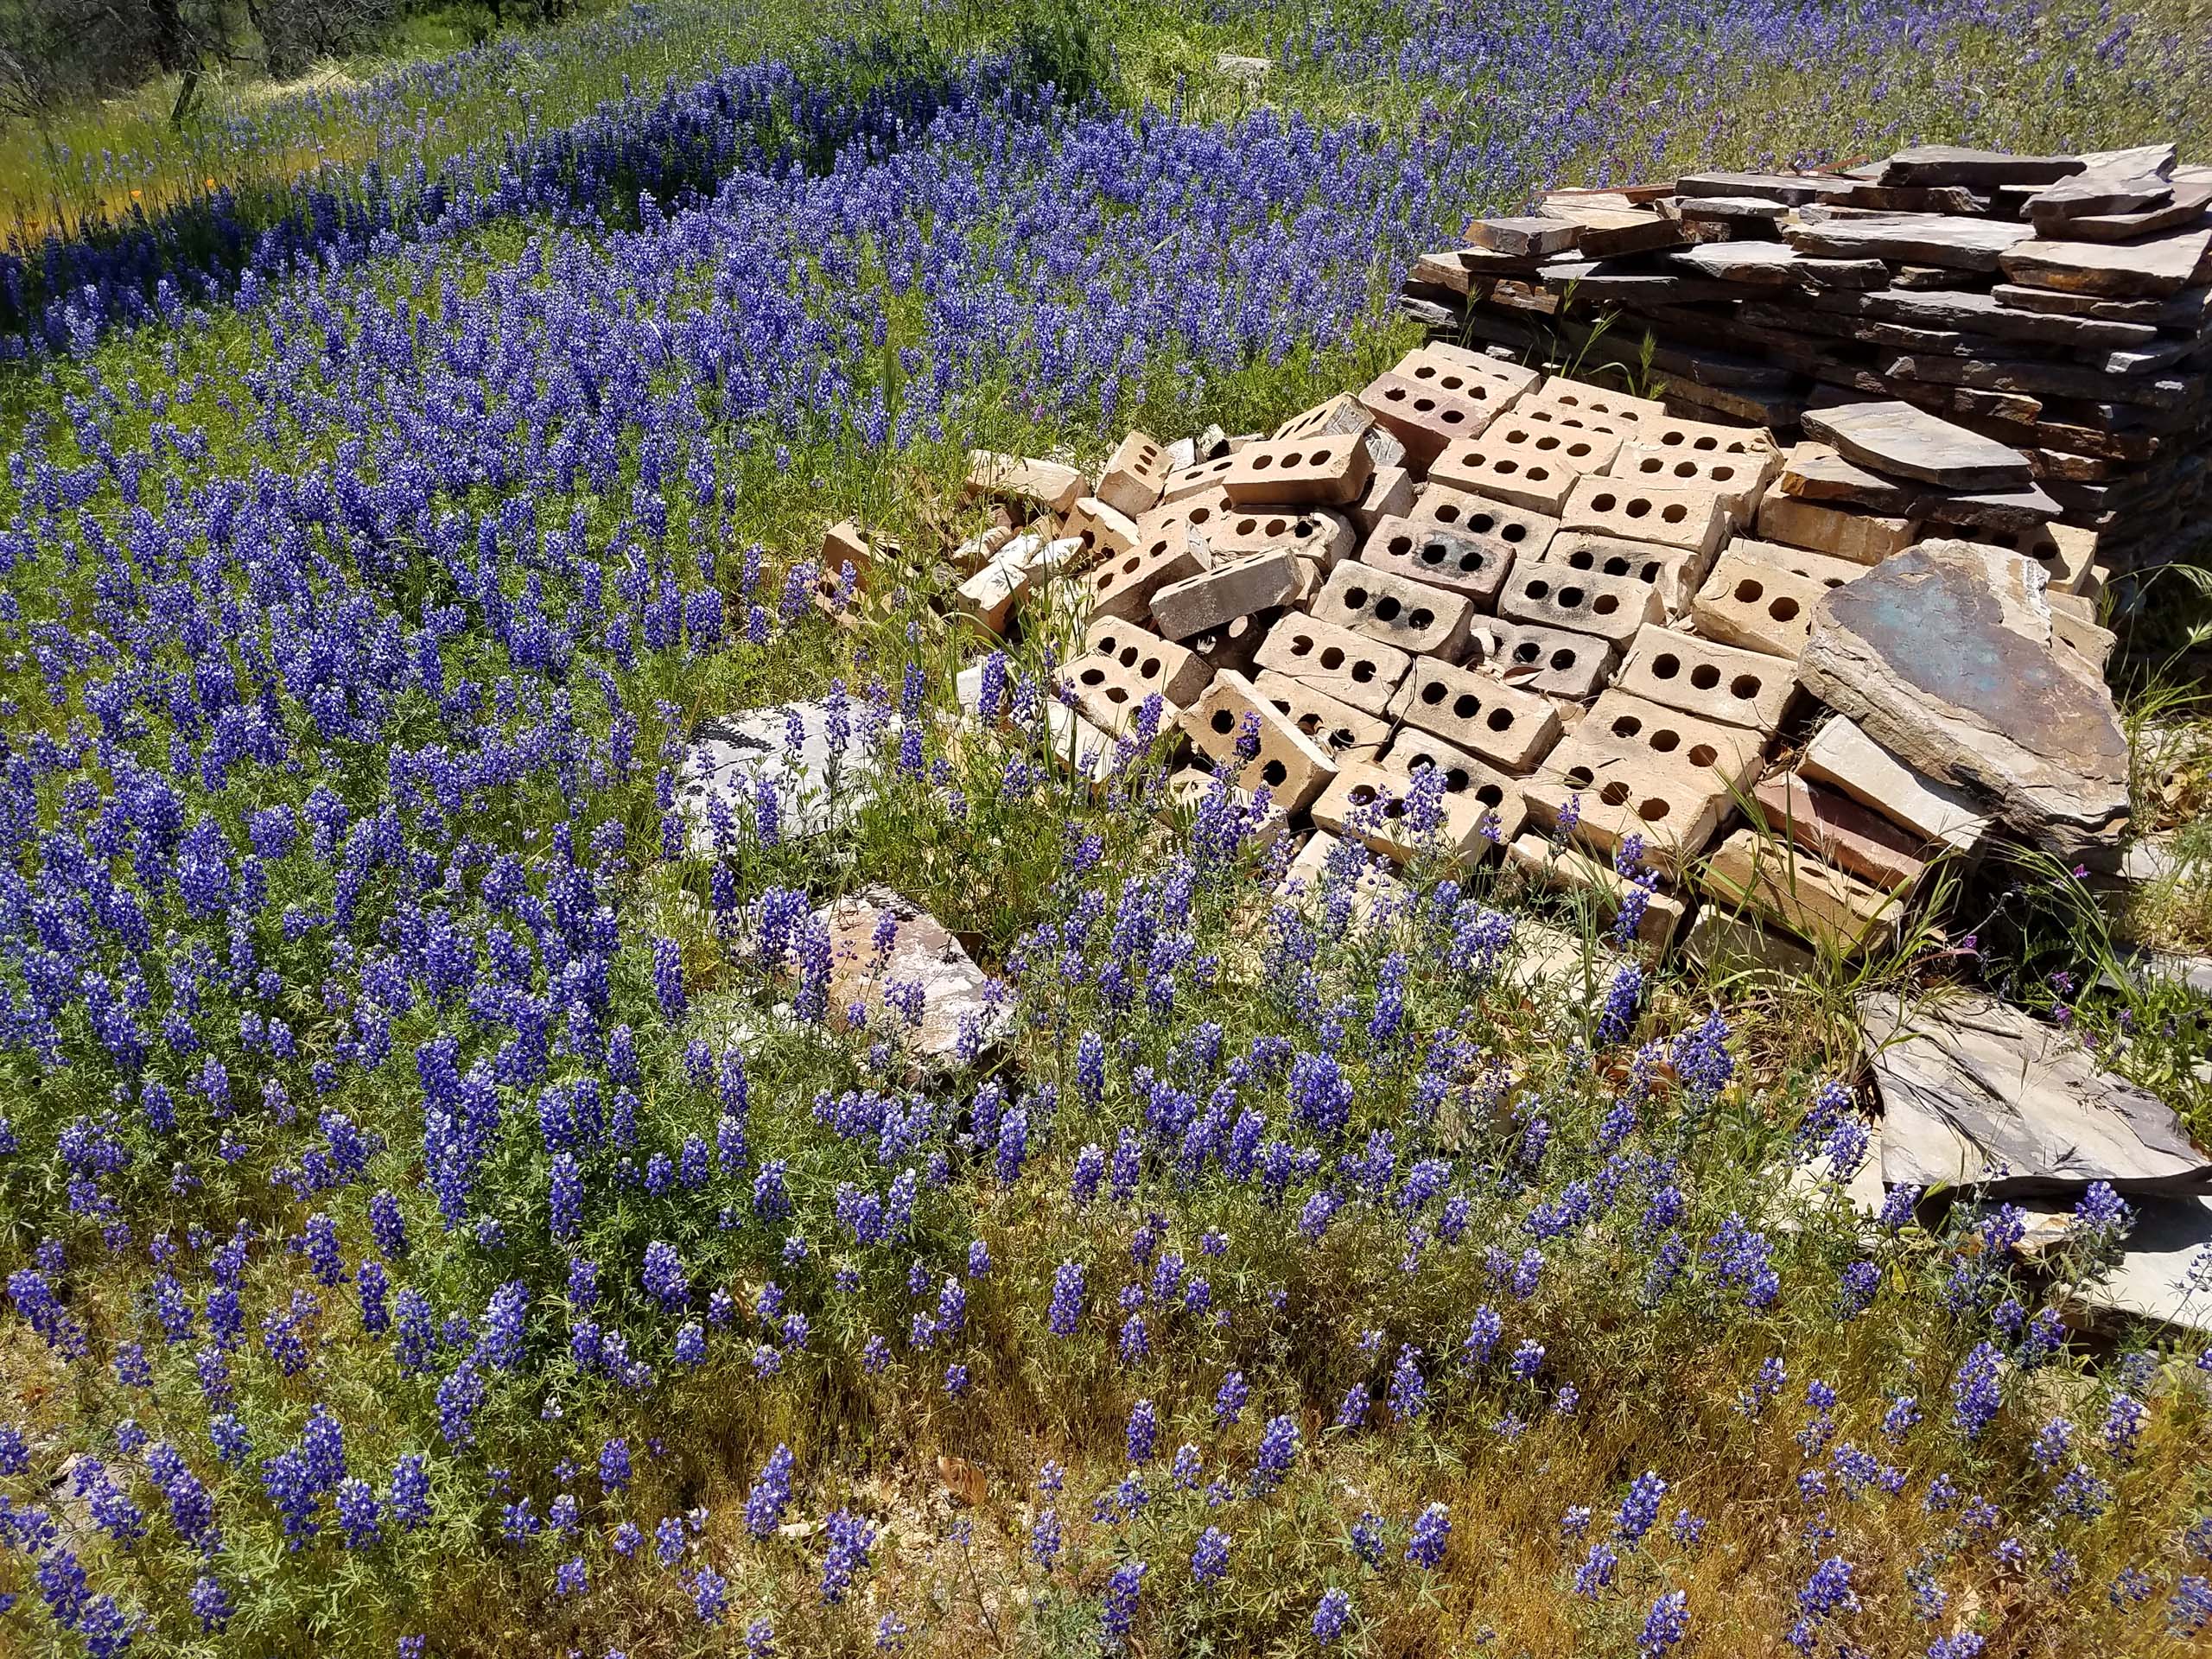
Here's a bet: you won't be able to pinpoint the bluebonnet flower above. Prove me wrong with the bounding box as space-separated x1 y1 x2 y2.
1639 1589 1689 1656
748 1446 794 1537
1099 1560 1144 1649
1191 1526 1230 1586
1047 1262 1085 1338
1406 1503 1450 1568
1313 1586 1352 1643
822 1510 875 1603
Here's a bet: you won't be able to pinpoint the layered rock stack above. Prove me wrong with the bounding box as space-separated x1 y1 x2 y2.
1401 143 2212 570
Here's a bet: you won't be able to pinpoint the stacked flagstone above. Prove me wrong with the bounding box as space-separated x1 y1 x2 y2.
1400 143 2212 570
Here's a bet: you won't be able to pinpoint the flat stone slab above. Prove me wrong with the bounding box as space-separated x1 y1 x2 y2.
2037 1195 2212 1334
1998 226 2212 298
678 700 887 849
1801 400 2032 489
817 887 1005 1064
1796 540 2130 859
1862 991 2212 1196
1786 213 2037 271
1880 145 2084 188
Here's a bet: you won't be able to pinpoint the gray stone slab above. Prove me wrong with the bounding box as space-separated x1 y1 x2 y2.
1675 169 1859 205
1819 285 2158 348
1785 213 2037 271
1801 400 2033 489
1796 542 2130 858
1862 990 2212 1196
1999 226 2212 298
1990 281 2211 327
2041 1195 2212 1334
1879 145 2085 188
2026 182 2212 245
678 699 887 849
2025 173 2172 220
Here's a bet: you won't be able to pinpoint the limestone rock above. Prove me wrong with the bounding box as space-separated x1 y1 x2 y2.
1861 991 2212 1197
1796 539 2128 858
677 700 886 849
817 887 1006 1065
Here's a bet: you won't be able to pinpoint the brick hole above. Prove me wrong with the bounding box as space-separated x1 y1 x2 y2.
1686 743 1717 767
1442 768 1472 793
1252 454 1276 471
1485 707 1515 732
1476 783 1504 808
1458 550 1484 573
1733 578 1765 604
1383 385 1409 404
1593 594 1619 616
1526 579 1552 601
1105 687 1130 706
1671 461 1697 480
1436 505 1464 525
1288 632 1316 658
1729 673 1762 701
1601 556 1630 577
1374 596 1403 623
1548 648 1577 671
1651 652 1681 680
1565 766 1596 788
1689 664 1719 690
1441 409 1466 426
1649 729 1681 754
1712 465 1736 482
1116 646 1141 669
1419 542 1447 567
1210 709 1236 734
1264 517 1290 535
1329 726 1357 752
1190 506 1215 526
1414 397 1439 415
1600 781 1630 806
1526 466 1549 481
1560 586 1586 608
1592 493 1619 513
1512 643 1541 664
1769 596 1801 623
1475 513 1500 534
1692 435 1718 453
1407 607 1434 630
1312 446 1333 462
1638 459 1662 475
1319 646 1345 671
1637 798 1671 822
1496 458 1522 477
1234 517 1259 535
1382 799 1408 821
1080 668 1107 688
1421 683 1446 707
1566 442 1593 460
1452 693 1483 719
1351 659 1379 683
1611 715 1643 738
1534 434 1561 452
1390 535 1415 556
1661 504 1687 524
1138 655 1162 681
1262 760 1288 787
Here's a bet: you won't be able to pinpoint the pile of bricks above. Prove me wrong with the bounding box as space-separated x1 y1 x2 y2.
937 331 2116 970
1400 143 2211 570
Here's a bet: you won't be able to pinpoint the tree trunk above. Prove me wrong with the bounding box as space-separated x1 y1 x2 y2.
169 67 200 128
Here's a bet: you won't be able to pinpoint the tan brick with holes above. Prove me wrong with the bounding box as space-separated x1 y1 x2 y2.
1200 505 1356 572
1497 562 1664 644
1135 486 1233 562
1313 762 1494 863
1521 690 1764 874
1273 391 1375 444
1361 512 1517 607
1095 431 1173 521
1379 728 1528 842
1429 423 1623 516
1561 476 1731 556
1386 656 1563 774
1161 454 1239 505
1540 531 1708 617
1312 562 1477 659
1631 414 1779 457
1179 670 1341 812
1504 833 1688 953
1610 442 1777 523
1491 622 1619 700
1612 624 1793 734
1084 528 1204 624
1401 342 1541 402
1160 767 1289 849
1080 616 1214 707
1522 379 1666 426
1354 466 1415 535
1252 670 1391 766
1251 613 1411 718
1358 371 1506 467
1689 544 1837 659
1062 496 1140 562
1222 435 1374 506
966 451 1086 515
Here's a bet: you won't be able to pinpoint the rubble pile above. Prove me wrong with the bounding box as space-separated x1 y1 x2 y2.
945 334 2136 979
1398 143 2212 570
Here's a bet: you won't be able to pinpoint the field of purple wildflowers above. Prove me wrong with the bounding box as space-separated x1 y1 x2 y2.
2 0 2210 1654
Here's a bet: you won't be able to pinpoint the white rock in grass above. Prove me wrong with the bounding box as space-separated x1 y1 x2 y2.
677 700 887 849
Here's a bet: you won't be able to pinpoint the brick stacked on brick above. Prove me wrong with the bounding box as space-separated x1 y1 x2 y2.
1402 143 2211 570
